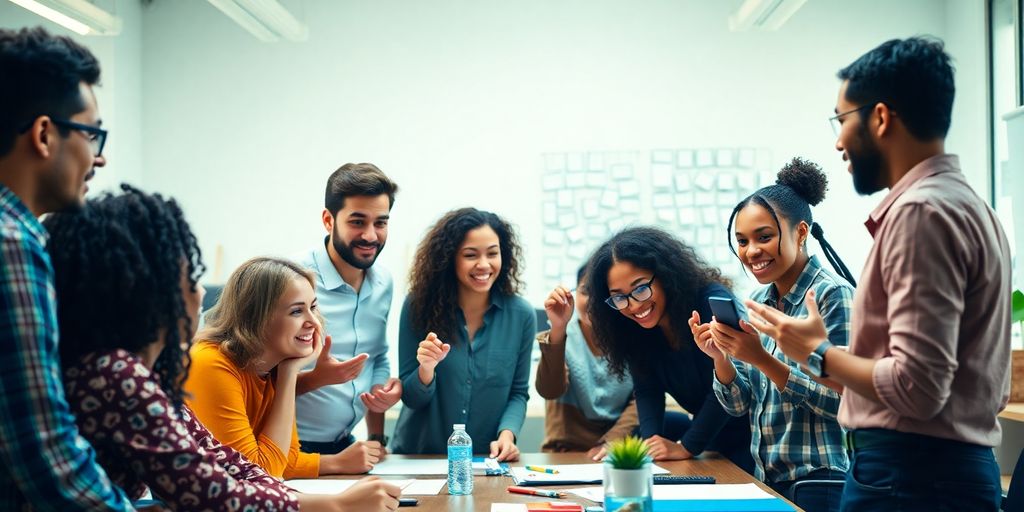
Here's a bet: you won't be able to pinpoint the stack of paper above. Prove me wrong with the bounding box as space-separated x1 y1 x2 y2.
509 463 669 486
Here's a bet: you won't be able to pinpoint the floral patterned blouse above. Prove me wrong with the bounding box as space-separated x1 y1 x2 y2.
63 349 300 512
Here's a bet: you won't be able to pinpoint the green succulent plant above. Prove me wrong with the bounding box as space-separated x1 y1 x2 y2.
604 436 651 470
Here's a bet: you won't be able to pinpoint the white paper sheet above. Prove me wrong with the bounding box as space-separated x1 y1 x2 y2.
509 463 668 485
568 482 773 502
285 478 412 495
402 479 447 495
369 458 448 475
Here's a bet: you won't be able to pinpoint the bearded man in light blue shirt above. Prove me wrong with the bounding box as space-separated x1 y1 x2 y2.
295 163 402 473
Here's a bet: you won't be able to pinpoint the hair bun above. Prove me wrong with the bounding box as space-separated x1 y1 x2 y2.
776 157 828 206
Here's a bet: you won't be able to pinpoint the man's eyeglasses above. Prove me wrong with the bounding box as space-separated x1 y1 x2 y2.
828 104 874 137
19 117 108 158
604 275 655 311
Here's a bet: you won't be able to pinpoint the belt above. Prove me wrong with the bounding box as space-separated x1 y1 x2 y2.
844 429 977 452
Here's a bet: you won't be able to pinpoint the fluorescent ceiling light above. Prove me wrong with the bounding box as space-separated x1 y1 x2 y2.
207 0 308 42
8 0 122 36
729 0 808 32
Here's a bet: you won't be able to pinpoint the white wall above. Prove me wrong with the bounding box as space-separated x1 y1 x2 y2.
137 0 988 306
0 0 144 189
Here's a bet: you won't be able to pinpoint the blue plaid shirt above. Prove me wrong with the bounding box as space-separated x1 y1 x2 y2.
0 185 133 511
713 255 851 484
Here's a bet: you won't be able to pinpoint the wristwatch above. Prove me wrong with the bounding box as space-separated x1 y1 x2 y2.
807 340 834 378
368 433 389 448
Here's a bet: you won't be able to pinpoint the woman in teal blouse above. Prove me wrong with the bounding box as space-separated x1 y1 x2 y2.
392 208 535 460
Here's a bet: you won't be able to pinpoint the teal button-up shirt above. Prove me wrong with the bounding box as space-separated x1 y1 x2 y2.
392 293 535 455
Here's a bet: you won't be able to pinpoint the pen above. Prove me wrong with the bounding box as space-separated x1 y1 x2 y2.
507 485 564 498
525 465 560 474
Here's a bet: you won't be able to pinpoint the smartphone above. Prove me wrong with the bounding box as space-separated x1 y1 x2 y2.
399 497 419 507
708 296 743 330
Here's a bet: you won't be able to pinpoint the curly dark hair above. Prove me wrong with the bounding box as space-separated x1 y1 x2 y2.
0 26 101 156
838 36 954 140
586 226 730 378
726 157 855 286
44 184 205 406
407 207 524 342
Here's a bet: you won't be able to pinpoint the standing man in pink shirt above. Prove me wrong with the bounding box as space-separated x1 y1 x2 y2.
746 37 1012 511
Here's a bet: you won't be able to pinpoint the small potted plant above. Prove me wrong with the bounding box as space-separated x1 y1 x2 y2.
1012 290 1024 402
603 436 654 512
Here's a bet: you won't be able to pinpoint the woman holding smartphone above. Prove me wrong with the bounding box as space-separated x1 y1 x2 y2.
587 226 752 472
690 157 854 512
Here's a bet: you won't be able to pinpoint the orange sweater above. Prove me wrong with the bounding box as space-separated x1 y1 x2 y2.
184 341 319 479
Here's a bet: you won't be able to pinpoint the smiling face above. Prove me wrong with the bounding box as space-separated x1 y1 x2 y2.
606 260 666 330
734 203 807 291
326 194 390 270
455 225 501 297
262 276 320 363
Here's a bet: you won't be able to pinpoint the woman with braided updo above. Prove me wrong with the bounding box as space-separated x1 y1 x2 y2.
45 185 401 512
689 157 854 512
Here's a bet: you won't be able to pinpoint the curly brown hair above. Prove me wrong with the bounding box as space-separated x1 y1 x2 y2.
407 208 524 342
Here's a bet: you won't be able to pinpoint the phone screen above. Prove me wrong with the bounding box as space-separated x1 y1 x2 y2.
708 296 742 330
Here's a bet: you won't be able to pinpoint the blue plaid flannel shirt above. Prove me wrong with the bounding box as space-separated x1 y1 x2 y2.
0 184 133 511
713 255 852 483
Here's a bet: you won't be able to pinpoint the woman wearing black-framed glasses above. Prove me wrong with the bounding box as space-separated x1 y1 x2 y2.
585 226 753 473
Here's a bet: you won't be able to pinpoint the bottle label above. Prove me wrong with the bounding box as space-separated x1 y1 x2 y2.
447 445 472 459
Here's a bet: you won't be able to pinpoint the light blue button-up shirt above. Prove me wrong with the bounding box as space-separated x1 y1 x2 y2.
295 240 393 443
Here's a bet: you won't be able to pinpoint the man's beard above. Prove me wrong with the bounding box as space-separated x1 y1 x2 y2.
332 229 383 270
850 124 886 196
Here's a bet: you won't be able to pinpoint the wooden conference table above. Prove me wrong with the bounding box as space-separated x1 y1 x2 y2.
325 452 800 511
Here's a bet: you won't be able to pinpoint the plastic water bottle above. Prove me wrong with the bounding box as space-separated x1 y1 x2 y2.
447 423 473 495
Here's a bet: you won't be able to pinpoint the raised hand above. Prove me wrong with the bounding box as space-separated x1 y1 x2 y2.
416 332 450 373
543 286 575 333
360 377 403 413
304 335 370 387
745 289 828 364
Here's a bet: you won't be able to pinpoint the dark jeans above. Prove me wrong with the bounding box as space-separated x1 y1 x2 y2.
299 434 355 455
661 411 755 475
770 468 844 512
841 429 1001 512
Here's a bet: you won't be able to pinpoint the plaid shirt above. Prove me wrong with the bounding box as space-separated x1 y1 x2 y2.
713 255 851 484
0 184 133 511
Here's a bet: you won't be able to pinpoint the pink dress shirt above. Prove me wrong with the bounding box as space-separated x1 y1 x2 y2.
838 154 1012 447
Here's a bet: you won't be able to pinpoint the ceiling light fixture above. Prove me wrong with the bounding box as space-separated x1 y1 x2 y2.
206 0 308 42
8 0 122 36
728 0 809 32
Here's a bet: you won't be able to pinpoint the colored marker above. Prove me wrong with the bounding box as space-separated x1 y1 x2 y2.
525 465 560 474
507 485 564 498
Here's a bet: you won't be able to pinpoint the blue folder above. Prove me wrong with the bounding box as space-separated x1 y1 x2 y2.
652 498 793 511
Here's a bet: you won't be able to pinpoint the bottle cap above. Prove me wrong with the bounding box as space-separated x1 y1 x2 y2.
453 423 466 430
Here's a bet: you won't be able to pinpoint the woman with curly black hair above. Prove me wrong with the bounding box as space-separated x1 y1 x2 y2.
46 185 401 511
391 208 535 460
690 158 853 511
586 226 753 473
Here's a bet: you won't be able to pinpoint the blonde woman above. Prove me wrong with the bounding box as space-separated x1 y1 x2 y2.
185 257 383 479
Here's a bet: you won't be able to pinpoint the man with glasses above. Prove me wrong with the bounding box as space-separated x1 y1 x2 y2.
0 27 131 511
748 37 1012 511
